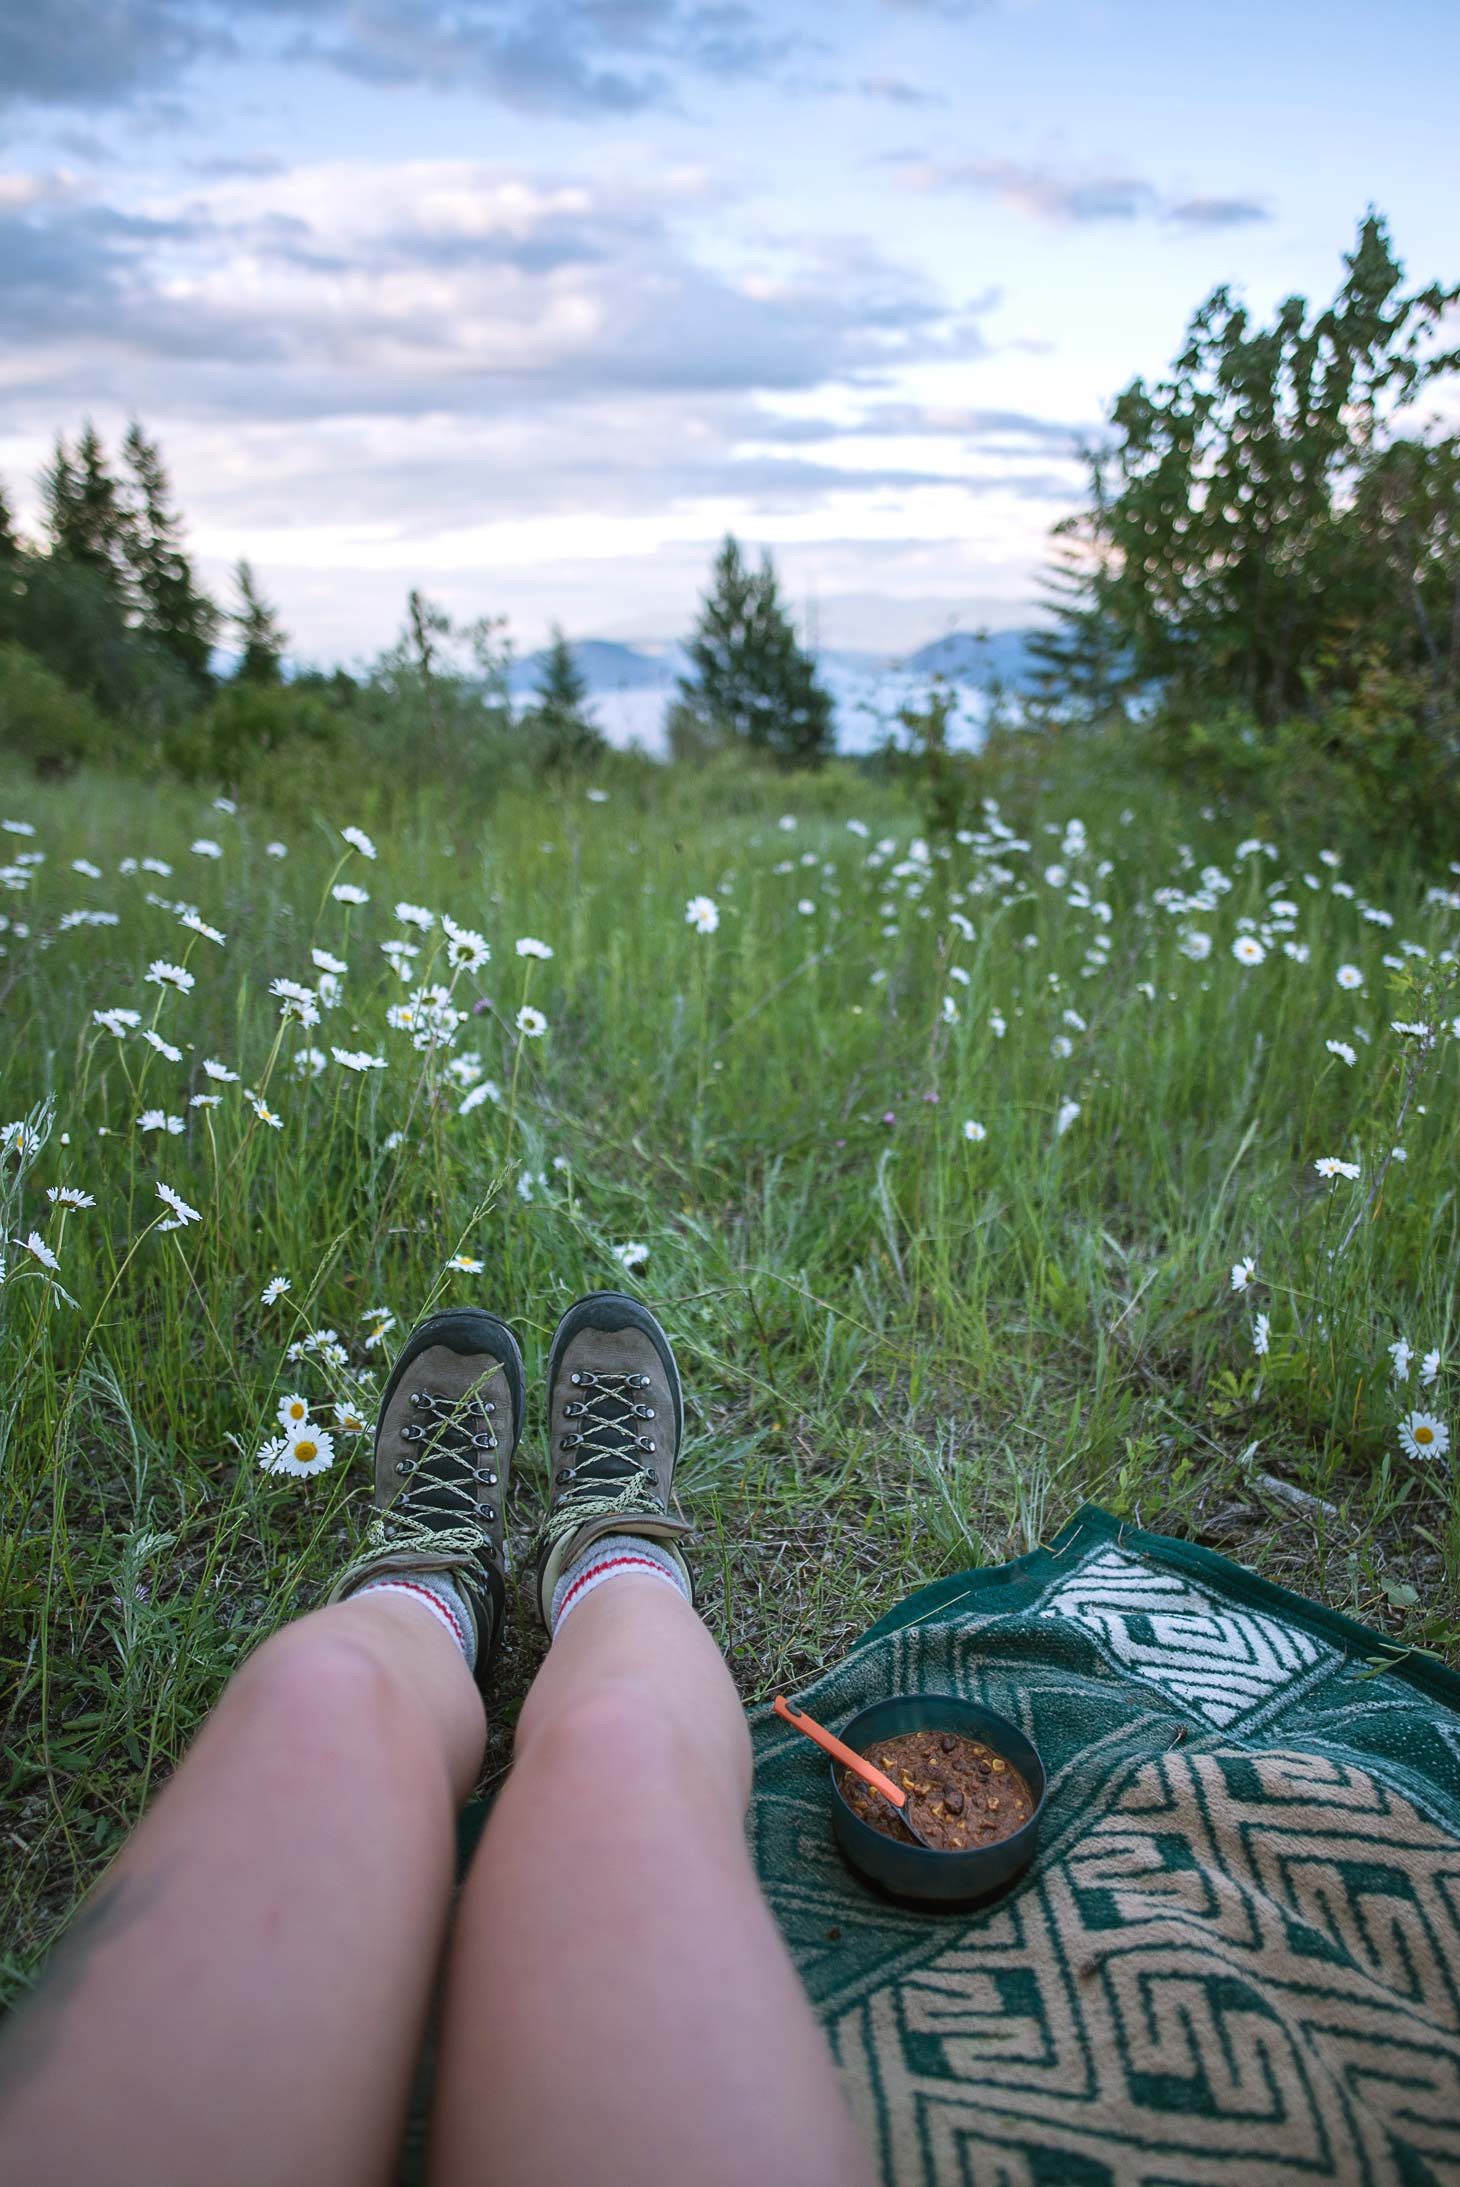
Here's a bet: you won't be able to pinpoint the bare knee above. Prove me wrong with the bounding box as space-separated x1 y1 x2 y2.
229 1615 427 1760
515 1676 751 1816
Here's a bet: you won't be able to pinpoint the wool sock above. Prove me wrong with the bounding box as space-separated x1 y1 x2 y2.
351 1568 478 1671
550 1532 691 1638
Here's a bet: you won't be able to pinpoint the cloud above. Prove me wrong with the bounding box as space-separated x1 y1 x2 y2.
0 0 802 118
857 75 946 107
896 156 1272 228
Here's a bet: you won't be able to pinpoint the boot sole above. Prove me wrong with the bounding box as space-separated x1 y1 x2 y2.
545 1289 684 1454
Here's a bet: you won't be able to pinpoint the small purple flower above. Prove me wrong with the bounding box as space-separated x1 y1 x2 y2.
881 1110 897 1127
472 997 492 1016
923 1090 940 1104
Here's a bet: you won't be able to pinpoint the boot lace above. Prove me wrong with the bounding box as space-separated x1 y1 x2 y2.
335 1385 502 1597
541 1368 661 1554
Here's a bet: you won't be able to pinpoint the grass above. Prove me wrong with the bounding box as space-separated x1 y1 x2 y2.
3 739 1459 2003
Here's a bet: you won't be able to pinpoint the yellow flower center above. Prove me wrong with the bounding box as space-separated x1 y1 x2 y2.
296 1440 318 1463
288 1401 305 1420
1415 1425 1434 1445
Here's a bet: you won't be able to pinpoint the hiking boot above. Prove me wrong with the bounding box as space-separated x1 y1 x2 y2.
329 1307 524 1688
533 1290 694 1628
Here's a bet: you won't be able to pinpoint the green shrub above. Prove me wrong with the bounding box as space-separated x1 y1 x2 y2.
0 643 111 775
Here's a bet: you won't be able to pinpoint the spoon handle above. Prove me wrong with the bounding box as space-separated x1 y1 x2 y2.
772 1695 907 1809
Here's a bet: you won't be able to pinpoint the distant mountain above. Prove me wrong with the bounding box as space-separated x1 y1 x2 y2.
508 627 1044 755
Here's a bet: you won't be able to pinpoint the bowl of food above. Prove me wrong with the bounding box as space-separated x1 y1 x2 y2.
824 1691 1046 1905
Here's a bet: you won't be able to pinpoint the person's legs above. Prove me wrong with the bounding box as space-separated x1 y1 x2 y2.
430 1286 872 2187
432 1578 871 2187
0 1592 484 2187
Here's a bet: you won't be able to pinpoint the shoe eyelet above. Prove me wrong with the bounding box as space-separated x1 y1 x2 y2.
570 1372 581 1385
395 1459 410 1475
402 1423 425 1442
481 1505 496 1523
557 1467 576 1484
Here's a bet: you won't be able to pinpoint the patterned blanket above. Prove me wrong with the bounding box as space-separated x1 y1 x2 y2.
752 1505 1460 2186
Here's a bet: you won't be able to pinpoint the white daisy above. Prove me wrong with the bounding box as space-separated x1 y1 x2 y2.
1252 1312 1270 1357
261 1275 291 1304
447 1253 484 1273
93 1007 142 1036
515 1005 547 1038
330 1047 387 1072
332 883 369 906
190 839 223 859
138 1109 185 1135
989 1011 1007 1038
341 826 377 860
277 1390 312 1429
612 1240 650 1273
333 1401 370 1435
250 1096 284 1129
143 1031 183 1061
1421 1349 1442 1386
1231 1256 1256 1292
515 936 554 959
190 1093 222 1109
1389 1337 1413 1381
1313 1156 1361 1180
268 1427 337 1478
1335 964 1364 989
180 911 226 945
266 840 288 859
201 1058 239 1082
1398 1411 1450 1462
963 1120 987 1142
458 1080 503 1115
291 1047 328 1079
1231 935 1266 966
1055 1099 1082 1137
1325 1040 1357 1066
47 1185 95 1208
71 858 102 879
446 926 490 972
685 896 719 934
311 948 348 975
395 901 435 931
586 787 610 803
22 1230 59 1270
156 1180 201 1225
146 959 194 993
363 1308 397 1349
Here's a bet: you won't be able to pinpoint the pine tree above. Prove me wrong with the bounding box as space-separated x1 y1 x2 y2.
41 423 131 597
232 560 287 685
678 534 833 766
121 422 218 685
523 627 606 773
0 475 17 559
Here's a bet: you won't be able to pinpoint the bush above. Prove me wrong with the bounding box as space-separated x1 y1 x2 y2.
0 644 111 776
164 680 345 790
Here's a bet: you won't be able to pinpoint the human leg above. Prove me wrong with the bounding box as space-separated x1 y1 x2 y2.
0 1592 483 2187
429 1292 872 2187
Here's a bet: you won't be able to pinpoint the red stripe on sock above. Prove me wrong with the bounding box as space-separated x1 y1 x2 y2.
366 1578 468 1653
558 1554 671 1618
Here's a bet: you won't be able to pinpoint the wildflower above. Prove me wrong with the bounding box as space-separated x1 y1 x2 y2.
71 857 102 879
1398 1411 1450 1462
1253 1312 1270 1357
515 1005 547 1038
331 1047 387 1073
1325 1039 1357 1067
1335 964 1364 989
156 1180 201 1226
146 959 194 993
266 841 288 859
180 911 226 945
190 1092 221 1109
1283 940 1312 964
846 818 869 837
989 1010 1007 1038
1231 1256 1256 1292
332 883 369 906
395 902 435 931
93 1007 142 1036
516 1168 548 1202
341 826 377 859
948 964 971 987
797 898 817 917
1314 1156 1361 1180
963 1120 987 1143
1232 935 1266 966
447 1253 484 1274
515 936 554 959
201 1058 239 1082
267 1427 338 1478
1420 1349 1441 1386
138 1109 185 1135
47 1185 95 1208
778 815 797 831
612 1241 650 1273
251 1095 284 1129
381 939 419 978
1176 930 1212 961
261 1275 291 1304
213 796 237 814
143 1030 184 1061
1 819 35 836
191 839 223 859
685 896 719 935
277 1391 312 1429
22 1230 59 1270
586 788 610 803
1391 1020 1432 1039
363 1308 397 1349
1389 1338 1413 1381
334 1400 369 1434
446 925 490 972
292 1047 328 1079
1056 1099 1081 1137
312 948 348 975
1043 863 1068 889
459 1080 503 1115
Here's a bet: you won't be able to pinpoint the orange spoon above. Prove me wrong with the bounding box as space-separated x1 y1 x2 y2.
773 1694 939 1850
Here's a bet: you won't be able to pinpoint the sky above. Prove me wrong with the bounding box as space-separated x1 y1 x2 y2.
2 0 1458 665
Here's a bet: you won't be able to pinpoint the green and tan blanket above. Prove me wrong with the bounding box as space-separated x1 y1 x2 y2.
752 1506 1460 2185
